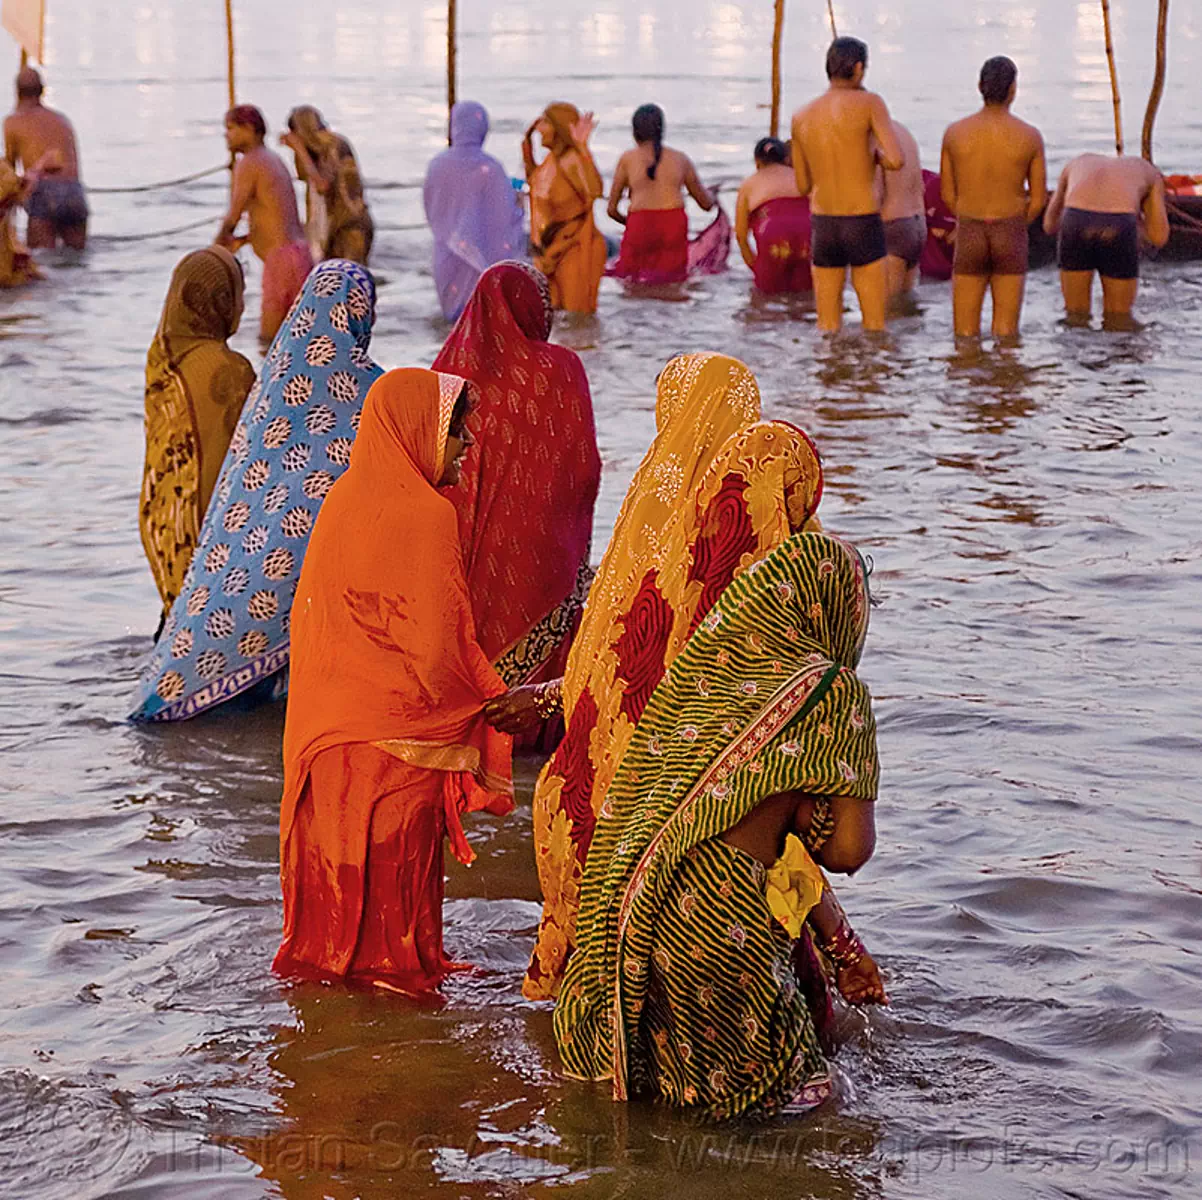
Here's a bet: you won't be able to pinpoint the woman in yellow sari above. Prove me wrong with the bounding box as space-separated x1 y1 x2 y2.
514 352 826 1000
523 103 606 314
139 247 256 628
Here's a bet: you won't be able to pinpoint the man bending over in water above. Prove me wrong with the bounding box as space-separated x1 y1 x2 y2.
880 118 926 309
607 103 715 285
216 105 311 349
1043 152 1169 325
791 37 902 333
3 67 87 250
941 57 1046 341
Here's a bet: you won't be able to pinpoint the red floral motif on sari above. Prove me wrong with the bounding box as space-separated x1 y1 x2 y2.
687 475 757 634
613 571 675 725
552 686 599 855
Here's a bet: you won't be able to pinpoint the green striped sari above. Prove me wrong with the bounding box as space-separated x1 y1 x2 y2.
553 531 879 1120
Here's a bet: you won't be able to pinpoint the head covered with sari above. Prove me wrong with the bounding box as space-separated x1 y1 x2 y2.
140 246 256 616
287 105 336 156
280 366 512 862
555 531 878 1118
423 101 527 323
131 260 383 721
524 352 825 999
541 103 580 157
432 261 600 685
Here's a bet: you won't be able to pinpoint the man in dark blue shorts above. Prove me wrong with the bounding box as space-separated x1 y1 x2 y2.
791 38 902 332
4 67 87 250
1043 152 1169 323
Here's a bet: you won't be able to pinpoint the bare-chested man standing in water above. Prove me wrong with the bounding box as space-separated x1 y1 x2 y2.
941 57 1046 341
216 105 310 349
791 37 902 333
3 67 87 249
879 119 926 308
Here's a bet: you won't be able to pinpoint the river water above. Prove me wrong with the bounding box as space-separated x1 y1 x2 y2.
1 1 1200 1197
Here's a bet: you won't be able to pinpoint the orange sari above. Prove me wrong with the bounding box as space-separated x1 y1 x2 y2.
274 368 513 993
528 103 606 314
524 353 825 999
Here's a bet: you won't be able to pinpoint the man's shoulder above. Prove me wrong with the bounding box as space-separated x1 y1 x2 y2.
1011 113 1044 142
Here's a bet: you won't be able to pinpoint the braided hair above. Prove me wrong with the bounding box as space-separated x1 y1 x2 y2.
632 104 665 181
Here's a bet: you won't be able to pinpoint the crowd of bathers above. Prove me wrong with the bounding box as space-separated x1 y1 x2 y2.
3 32 1180 1124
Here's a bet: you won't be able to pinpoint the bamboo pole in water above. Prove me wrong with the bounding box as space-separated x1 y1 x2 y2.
769 0 784 137
447 0 457 144
1100 0 1123 155
1141 0 1170 163
224 0 235 107
826 0 838 39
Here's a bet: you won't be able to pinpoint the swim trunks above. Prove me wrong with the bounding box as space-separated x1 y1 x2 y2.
883 214 927 269
809 213 886 269
25 177 88 231
610 208 689 284
1056 207 1139 280
952 215 1029 276
261 240 314 338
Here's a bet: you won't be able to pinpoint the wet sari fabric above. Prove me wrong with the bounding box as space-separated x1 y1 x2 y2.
524 353 825 999
528 103 606 313
424 102 527 323
289 106 373 264
131 260 382 721
432 261 600 688
273 368 513 990
750 197 814 293
554 532 879 1119
139 247 256 616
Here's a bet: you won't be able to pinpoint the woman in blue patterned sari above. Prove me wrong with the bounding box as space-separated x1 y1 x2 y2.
130 260 383 722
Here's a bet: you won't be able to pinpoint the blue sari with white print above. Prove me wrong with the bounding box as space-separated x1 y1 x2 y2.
130 259 383 721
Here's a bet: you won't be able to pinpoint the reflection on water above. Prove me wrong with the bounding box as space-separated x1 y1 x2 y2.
1 1 1201 1197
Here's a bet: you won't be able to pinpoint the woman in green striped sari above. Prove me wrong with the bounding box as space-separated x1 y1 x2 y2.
554 531 885 1120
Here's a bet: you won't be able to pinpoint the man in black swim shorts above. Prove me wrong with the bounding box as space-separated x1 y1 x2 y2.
1043 152 1169 322
791 37 902 332
3 67 88 250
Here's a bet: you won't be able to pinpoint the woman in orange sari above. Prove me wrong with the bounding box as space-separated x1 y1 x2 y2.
523 103 606 314
273 368 513 993
508 352 826 1000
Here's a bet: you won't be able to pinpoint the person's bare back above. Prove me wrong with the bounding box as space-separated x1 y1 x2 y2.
880 121 923 221
3 105 80 179
792 87 901 216
1055 153 1165 217
609 144 712 219
225 146 304 262
941 108 1044 222
739 161 800 214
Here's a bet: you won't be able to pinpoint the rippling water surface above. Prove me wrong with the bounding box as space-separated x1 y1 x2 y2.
1 2 1201 1197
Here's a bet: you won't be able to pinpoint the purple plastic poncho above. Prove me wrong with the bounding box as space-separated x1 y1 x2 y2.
423 102 527 322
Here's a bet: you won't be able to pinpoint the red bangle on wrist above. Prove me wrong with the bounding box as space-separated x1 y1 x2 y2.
820 921 866 969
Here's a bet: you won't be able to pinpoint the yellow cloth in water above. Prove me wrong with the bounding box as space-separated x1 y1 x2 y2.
765 834 827 939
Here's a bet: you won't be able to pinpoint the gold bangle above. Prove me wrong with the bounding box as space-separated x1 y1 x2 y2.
532 679 564 720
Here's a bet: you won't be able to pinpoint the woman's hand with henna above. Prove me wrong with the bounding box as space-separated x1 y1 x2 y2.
482 686 544 736
836 951 888 1006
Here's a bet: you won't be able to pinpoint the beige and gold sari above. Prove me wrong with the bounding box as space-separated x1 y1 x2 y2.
139 246 256 621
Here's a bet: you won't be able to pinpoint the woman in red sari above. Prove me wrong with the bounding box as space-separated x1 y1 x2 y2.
433 261 601 722
273 368 513 994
